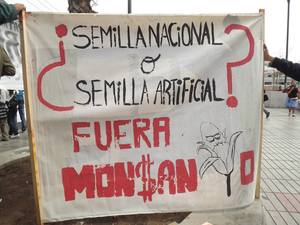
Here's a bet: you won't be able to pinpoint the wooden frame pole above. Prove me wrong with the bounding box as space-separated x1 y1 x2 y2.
19 10 43 225
255 9 265 199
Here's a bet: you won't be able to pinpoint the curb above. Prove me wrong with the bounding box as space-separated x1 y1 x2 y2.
179 199 266 225
0 147 30 170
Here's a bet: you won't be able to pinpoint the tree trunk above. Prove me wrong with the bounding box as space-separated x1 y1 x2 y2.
68 0 96 13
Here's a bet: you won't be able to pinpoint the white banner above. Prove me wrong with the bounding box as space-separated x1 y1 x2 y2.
0 21 23 90
24 13 263 222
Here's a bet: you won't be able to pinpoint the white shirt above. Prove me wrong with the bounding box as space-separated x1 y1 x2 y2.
0 88 9 103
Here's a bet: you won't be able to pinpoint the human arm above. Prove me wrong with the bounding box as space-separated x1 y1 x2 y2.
269 58 300 82
0 2 25 25
264 44 300 82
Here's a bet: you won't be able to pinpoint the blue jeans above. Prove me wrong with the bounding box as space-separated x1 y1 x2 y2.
18 101 26 131
8 107 18 135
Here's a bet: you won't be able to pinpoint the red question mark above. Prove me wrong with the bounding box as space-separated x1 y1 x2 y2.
37 24 74 112
224 24 254 108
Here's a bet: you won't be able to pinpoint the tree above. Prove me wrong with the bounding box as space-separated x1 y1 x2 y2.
68 0 97 13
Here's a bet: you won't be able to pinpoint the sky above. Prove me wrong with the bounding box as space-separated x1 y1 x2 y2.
7 0 300 63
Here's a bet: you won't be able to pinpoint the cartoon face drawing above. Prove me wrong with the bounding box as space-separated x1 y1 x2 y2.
200 122 226 157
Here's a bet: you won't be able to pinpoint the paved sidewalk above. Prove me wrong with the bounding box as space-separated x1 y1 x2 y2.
0 108 300 224
262 108 300 225
0 130 29 168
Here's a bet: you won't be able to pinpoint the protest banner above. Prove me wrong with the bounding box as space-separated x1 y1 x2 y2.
20 12 264 223
0 21 23 90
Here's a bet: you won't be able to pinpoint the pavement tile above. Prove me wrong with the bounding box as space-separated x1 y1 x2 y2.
285 162 295 170
265 168 277 179
283 169 297 180
262 194 276 211
272 180 290 193
279 180 298 194
276 161 289 170
293 194 300 203
290 213 300 224
262 170 268 179
279 212 298 225
265 193 286 212
284 171 299 180
287 181 300 193
275 193 297 212
274 169 287 179
268 211 287 225
266 161 277 169
261 179 272 192
264 211 276 225
264 180 280 193
283 193 300 212
276 169 292 180
290 170 300 180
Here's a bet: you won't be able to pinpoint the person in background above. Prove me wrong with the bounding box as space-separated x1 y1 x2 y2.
263 90 270 119
16 89 26 132
0 46 15 78
0 0 19 81
0 0 25 137
0 0 25 25
0 20 16 140
283 80 299 117
7 89 19 138
264 44 300 82
0 87 9 141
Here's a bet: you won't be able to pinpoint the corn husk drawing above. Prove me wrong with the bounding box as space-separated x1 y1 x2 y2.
197 122 242 196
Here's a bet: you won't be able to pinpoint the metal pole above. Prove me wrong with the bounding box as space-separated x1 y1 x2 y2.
128 0 132 14
284 0 290 85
